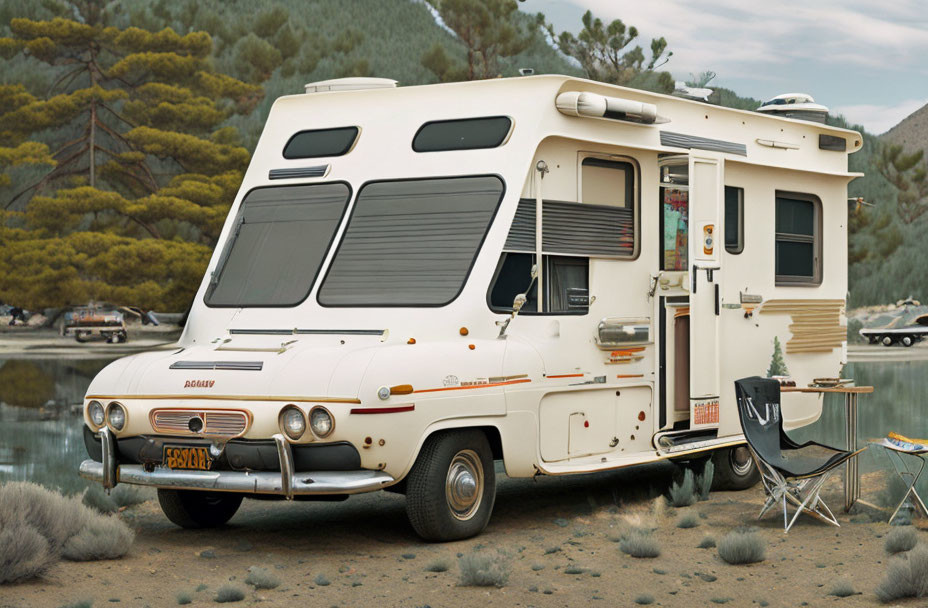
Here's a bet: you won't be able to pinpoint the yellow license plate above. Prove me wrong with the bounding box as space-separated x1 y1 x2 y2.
163 446 212 470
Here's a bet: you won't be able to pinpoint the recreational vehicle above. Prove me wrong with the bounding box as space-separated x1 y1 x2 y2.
79 75 862 541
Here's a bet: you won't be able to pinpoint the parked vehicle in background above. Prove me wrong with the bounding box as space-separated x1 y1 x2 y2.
860 314 928 347
63 304 128 343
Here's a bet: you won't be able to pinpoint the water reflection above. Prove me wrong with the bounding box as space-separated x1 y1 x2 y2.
0 357 114 494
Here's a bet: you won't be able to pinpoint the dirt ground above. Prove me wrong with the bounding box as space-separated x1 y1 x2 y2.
0 463 917 608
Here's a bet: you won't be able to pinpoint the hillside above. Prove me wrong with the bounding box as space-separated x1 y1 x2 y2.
883 102 928 158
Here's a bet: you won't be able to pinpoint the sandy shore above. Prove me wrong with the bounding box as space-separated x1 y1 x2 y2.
0 465 909 608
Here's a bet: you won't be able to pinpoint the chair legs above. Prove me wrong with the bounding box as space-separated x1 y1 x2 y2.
751 448 840 532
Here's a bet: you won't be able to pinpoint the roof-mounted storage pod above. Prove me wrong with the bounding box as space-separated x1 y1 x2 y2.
556 91 667 125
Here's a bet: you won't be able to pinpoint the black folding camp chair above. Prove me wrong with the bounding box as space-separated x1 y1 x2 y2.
734 376 863 532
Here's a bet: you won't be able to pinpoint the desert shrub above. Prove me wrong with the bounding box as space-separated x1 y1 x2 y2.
425 559 450 573
634 594 654 605
718 529 765 565
176 591 192 605
619 528 660 558
885 527 918 555
669 469 697 507
82 485 149 514
61 516 134 561
829 578 856 597
0 521 56 584
697 460 714 501
875 546 928 603
563 565 586 575
698 536 717 549
215 585 245 603
876 472 909 510
82 485 118 514
314 573 330 586
458 551 511 587
0 482 134 584
58 602 92 608
677 512 700 529
245 566 280 590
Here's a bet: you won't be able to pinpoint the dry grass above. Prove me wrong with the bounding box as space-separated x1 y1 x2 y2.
697 460 714 501
245 566 281 590
619 527 661 559
215 585 245 603
0 521 56 584
875 545 928 603
717 529 765 565
884 527 918 555
61 516 135 562
458 550 511 587
669 469 697 507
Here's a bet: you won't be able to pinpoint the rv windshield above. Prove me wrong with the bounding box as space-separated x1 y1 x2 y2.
205 182 351 307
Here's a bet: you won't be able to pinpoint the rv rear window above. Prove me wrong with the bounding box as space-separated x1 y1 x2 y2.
283 127 358 159
318 175 504 306
412 117 512 152
204 183 351 307
775 192 821 285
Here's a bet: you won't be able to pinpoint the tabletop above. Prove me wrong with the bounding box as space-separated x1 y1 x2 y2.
780 386 874 394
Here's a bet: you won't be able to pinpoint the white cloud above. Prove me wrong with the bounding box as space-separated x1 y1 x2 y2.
831 98 928 134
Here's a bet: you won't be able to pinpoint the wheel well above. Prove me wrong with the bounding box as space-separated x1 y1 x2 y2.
425 426 503 460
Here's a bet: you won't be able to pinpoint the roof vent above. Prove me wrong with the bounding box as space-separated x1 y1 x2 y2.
756 93 828 124
304 77 397 94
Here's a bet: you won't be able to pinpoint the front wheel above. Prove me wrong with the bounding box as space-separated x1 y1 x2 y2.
902 335 915 347
882 335 894 347
157 489 243 528
405 429 496 541
711 445 760 490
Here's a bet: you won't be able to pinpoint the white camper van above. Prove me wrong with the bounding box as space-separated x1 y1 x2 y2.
79 75 862 541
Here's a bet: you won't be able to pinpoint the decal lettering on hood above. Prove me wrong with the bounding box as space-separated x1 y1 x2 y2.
184 380 215 388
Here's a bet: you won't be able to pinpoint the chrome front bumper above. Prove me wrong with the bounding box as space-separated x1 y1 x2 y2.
79 429 393 497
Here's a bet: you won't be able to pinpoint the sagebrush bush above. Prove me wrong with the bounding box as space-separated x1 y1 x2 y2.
0 482 134 585
215 585 245 603
698 536 717 549
62 516 135 561
718 529 765 565
875 546 928 602
176 590 193 605
669 469 697 507
458 551 511 587
829 578 856 597
619 528 660 558
697 460 714 501
314 573 330 586
677 512 700 529
424 559 450 573
634 594 654 605
245 566 280 590
0 521 56 584
885 527 918 555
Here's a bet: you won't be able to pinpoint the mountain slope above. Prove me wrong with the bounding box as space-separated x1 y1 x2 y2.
882 102 928 158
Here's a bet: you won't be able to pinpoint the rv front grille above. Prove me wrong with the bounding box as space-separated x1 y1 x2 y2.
150 409 250 438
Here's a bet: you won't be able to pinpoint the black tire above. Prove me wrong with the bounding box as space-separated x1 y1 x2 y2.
405 429 496 542
157 489 243 528
882 335 894 347
902 335 914 347
710 445 760 491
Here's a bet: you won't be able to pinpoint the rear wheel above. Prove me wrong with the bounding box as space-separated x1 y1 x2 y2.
711 445 760 490
157 489 243 528
902 335 914 347
405 429 496 541
882 335 894 347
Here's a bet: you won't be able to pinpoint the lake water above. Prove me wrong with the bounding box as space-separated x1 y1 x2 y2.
0 356 923 501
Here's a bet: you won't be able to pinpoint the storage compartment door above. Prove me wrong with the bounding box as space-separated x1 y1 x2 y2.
688 155 722 427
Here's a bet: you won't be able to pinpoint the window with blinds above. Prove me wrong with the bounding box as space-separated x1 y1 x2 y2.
775 193 822 285
318 175 504 306
205 183 351 307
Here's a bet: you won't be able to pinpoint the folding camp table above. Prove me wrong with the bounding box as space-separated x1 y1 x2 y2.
781 385 874 511
870 438 928 525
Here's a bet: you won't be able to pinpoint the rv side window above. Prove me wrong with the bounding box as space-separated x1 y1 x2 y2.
581 158 634 207
318 175 504 306
775 192 822 285
412 116 512 152
283 127 359 159
660 161 689 271
724 186 744 254
205 182 351 307
488 253 588 315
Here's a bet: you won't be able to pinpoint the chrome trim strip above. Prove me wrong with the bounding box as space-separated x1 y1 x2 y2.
170 361 264 371
274 434 295 500
78 460 394 495
227 328 385 336
99 428 116 490
86 394 362 404
268 165 329 180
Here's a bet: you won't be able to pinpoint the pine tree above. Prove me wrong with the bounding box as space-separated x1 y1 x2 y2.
767 336 790 377
876 143 928 224
546 10 674 93
0 11 262 311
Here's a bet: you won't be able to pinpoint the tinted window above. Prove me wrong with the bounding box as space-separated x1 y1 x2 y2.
724 186 743 254
488 253 587 315
318 176 504 306
413 117 511 152
775 193 820 284
205 183 350 307
283 127 358 159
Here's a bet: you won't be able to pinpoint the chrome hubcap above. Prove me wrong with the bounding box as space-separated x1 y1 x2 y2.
446 449 483 521
730 446 753 476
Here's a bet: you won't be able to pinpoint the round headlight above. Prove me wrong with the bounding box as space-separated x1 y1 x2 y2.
107 402 126 431
280 406 306 440
309 406 334 438
88 401 105 428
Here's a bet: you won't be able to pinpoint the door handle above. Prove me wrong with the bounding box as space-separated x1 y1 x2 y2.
715 284 720 316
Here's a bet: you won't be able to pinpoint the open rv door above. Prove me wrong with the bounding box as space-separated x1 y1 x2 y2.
688 154 723 428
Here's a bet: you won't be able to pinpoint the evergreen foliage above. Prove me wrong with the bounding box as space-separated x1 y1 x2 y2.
767 337 789 377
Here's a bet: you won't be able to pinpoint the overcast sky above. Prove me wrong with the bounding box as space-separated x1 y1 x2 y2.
520 0 928 134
